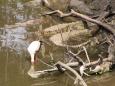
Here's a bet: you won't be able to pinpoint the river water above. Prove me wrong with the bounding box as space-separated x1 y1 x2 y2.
0 0 115 86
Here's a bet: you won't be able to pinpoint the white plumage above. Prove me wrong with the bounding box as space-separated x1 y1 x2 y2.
27 41 41 63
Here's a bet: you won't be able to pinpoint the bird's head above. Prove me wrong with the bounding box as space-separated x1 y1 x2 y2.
40 39 51 46
40 40 43 45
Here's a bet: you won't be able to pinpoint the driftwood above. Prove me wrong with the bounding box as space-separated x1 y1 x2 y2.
90 0 112 35
56 61 87 86
27 62 79 78
27 58 111 77
66 50 85 64
90 11 110 35
42 21 85 36
40 20 92 47
28 38 115 78
43 9 115 36
28 42 114 86
28 61 87 86
49 29 91 48
28 46 114 78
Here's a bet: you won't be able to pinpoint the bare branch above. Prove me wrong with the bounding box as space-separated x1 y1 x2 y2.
56 61 87 86
83 46 91 64
43 9 115 36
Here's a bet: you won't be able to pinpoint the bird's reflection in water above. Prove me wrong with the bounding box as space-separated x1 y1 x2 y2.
28 65 57 86
28 65 41 78
28 64 48 78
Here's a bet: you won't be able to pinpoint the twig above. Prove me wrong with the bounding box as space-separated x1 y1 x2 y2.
83 46 92 71
49 52 54 61
83 46 91 64
39 58 54 68
67 50 85 65
105 34 113 46
69 40 91 48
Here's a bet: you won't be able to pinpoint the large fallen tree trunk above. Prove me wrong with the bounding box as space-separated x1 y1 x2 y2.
49 29 91 48
42 21 86 36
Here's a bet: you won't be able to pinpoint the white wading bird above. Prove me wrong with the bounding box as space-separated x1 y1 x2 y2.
27 40 42 64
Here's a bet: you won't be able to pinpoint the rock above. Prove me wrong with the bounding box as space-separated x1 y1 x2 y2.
47 0 69 11
89 0 113 14
111 0 115 11
24 0 50 7
69 0 93 15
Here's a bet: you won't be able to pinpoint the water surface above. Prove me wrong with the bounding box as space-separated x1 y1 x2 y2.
0 0 115 86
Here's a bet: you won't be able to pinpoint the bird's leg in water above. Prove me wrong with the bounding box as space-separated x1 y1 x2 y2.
34 52 39 63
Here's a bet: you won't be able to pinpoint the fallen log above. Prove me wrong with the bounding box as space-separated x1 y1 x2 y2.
42 21 85 36
28 55 112 78
28 41 115 78
28 42 115 78
28 41 115 84
27 62 79 78
49 29 91 48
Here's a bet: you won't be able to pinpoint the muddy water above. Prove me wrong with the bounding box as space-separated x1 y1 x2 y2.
0 0 115 86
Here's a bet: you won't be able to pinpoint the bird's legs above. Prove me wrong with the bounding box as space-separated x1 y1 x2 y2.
30 53 35 64
30 52 39 64
34 52 39 63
